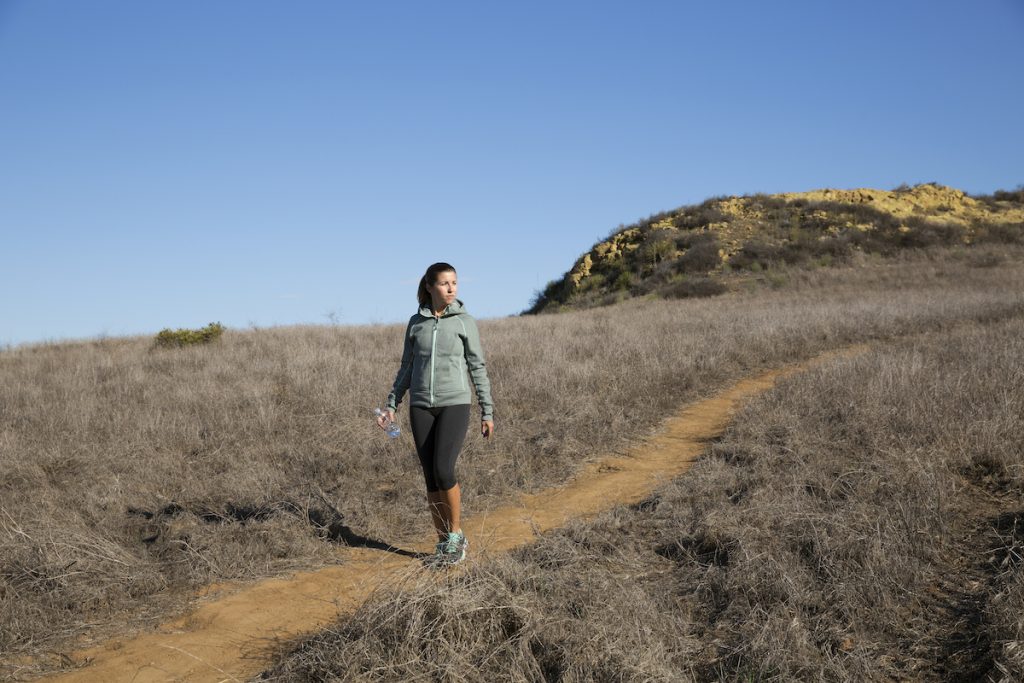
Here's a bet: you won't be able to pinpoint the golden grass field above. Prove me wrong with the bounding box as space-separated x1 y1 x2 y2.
3 243 1024 681
264 314 1024 682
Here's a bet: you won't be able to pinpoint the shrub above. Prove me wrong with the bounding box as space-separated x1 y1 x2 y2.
812 234 855 261
578 273 606 294
634 210 675 237
729 241 783 270
672 202 728 230
975 222 1024 245
988 186 1024 204
525 279 565 314
801 201 902 237
662 276 727 300
612 270 633 291
154 322 225 348
638 229 677 268
675 234 722 274
894 218 964 249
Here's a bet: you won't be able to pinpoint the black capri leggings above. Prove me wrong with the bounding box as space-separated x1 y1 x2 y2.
409 404 470 492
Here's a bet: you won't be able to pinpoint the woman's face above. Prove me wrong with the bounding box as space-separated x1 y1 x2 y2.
428 270 457 310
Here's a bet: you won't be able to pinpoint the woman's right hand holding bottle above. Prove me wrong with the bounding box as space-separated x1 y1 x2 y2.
375 408 395 430
374 408 400 438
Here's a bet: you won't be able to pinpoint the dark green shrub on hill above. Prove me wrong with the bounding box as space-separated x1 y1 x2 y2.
974 185 1024 207
638 229 676 269
894 218 964 250
154 322 225 348
675 233 721 274
671 201 728 230
577 273 605 294
527 280 567 314
662 276 727 300
729 240 786 270
991 187 1024 203
800 201 900 236
634 210 676 237
974 222 1024 245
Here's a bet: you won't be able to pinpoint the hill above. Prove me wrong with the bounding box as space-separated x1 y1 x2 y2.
527 183 1024 313
5 231 1024 680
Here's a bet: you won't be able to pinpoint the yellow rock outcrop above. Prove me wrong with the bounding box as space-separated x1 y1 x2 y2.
559 183 1021 295
778 183 1023 227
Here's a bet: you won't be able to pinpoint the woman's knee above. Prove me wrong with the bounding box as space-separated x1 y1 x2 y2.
435 467 458 491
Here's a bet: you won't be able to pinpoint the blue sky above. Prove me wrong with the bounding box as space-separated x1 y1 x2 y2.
2 1 1022 348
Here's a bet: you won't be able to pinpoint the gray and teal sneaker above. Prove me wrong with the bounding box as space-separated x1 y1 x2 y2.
440 530 468 565
432 538 447 561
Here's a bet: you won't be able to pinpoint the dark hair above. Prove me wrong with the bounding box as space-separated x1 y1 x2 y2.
417 262 457 309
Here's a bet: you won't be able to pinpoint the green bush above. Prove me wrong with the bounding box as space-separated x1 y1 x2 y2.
893 218 964 249
729 241 782 270
638 229 676 267
154 322 225 348
675 234 721 273
671 202 728 230
974 221 1024 245
612 270 633 291
525 279 565 314
988 186 1024 204
578 273 606 293
662 276 727 300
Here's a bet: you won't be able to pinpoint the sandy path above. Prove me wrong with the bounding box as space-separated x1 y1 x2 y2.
44 346 863 683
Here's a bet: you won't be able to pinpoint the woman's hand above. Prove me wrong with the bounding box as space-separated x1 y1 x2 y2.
481 419 494 439
376 408 396 431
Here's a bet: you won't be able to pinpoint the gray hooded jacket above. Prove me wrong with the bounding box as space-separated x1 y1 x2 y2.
386 299 493 421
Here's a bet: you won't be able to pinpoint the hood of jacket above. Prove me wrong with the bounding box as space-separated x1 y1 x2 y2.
418 298 468 318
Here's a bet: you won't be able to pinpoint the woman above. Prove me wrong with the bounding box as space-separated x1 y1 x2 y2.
377 262 494 566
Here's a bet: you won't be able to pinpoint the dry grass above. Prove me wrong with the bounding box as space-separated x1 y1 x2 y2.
261 312 1024 682
260 558 689 683
655 317 1024 681
3 244 1024 677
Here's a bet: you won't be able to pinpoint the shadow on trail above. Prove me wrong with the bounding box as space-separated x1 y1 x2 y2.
127 492 427 561
307 507 425 560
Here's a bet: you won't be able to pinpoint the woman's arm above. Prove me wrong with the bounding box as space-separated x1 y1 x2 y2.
462 316 493 425
386 319 415 414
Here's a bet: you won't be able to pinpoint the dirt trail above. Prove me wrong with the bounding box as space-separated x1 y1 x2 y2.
44 346 865 683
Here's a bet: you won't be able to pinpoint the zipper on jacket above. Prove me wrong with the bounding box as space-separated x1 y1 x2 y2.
429 316 438 405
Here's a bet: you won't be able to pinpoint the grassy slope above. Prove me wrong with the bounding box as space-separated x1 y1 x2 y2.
262 312 1024 683
527 183 1024 313
3 245 1024 679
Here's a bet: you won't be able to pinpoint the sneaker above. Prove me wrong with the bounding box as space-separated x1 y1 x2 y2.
429 538 447 564
440 531 468 565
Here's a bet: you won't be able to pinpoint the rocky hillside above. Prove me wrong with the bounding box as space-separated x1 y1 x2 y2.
527 183 1024 313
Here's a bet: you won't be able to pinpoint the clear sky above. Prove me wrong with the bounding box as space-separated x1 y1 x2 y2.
2 1 1022 348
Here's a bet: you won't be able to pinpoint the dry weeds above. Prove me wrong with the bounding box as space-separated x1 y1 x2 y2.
262 313 1024 682
2 244 1024 678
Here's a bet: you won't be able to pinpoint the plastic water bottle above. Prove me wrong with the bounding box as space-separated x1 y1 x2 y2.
374 408 401 438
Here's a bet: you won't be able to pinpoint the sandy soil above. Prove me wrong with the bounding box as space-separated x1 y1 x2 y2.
40 345 865 683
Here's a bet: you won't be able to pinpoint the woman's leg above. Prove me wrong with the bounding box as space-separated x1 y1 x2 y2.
409 407 447 541
425 490 448 541
411 405 470 541
430 405 470 535
433 483 461 533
